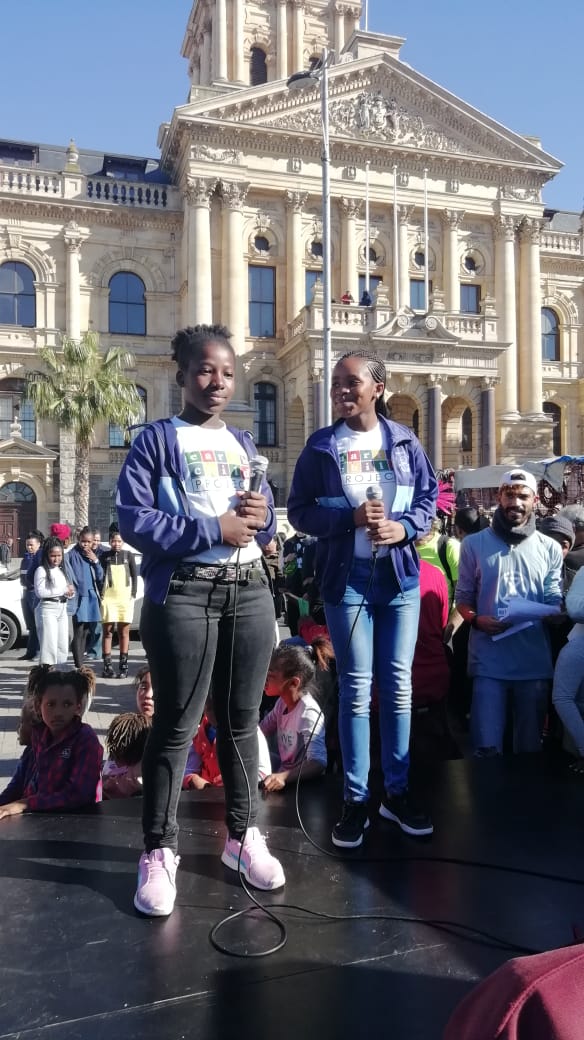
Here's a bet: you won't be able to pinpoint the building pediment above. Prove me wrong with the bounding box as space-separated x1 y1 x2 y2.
373 312 460 344
172 53 561 175
0 436 57 460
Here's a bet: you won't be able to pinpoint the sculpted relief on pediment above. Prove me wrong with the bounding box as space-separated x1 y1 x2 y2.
264 91 465 154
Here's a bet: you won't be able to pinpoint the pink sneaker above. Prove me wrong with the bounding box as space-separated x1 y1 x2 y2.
134 848 180 916
221 826 285 890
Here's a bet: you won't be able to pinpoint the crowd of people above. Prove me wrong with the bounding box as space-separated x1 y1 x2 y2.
1 323 583 1035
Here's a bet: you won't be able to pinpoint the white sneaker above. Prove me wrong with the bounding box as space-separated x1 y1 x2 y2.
134 848 180 916
221 827 285 890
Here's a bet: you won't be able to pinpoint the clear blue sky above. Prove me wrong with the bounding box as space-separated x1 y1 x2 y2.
1 0 580 212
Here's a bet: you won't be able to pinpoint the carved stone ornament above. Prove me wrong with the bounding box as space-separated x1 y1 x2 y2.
220 181 250 209
396 314 410 330
270 90 464 152
184 177 216 206
285 190 308 213
424 316 438 331
499 185 540 203
191 144 243 164
289 157 302 173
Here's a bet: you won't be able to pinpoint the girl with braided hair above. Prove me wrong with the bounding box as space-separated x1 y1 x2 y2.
288 350 438 848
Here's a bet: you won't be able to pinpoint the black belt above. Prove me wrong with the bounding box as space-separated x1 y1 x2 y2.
44 596 68 603
171 563 264 584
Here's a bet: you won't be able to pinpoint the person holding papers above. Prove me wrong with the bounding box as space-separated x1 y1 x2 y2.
455 469 563 755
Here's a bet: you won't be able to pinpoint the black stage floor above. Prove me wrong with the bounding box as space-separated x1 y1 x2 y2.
1 757 584 1040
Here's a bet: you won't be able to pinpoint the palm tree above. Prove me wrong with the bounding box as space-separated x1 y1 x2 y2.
25 332 143 530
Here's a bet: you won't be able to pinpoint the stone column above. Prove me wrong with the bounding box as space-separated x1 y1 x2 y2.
64 221 83 341
340 197 361 304
214 0 228 81
201 25 212 85
220 180 250 352
334 2 345 52
233 0 245 82
494 215 519 418
518 218 544 417
184 177 216 325
480 379 497 465
285 190 308 322
427 379 443 471
276 0 288 80
443 209 464 312
292 0 304 72
398 206 413 310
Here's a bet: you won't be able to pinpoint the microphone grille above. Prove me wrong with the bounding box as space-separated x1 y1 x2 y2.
366 485 383 500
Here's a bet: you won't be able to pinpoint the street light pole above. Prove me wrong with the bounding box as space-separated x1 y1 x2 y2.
287 49 333 426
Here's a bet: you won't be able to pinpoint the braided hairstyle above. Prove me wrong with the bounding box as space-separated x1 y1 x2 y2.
171 324 234 371
106 712 152 766
337 350 389 417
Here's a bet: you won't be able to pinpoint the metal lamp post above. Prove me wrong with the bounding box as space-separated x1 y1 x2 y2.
287 50 333 426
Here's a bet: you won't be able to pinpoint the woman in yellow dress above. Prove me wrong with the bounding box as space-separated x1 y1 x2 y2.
100 525 137 678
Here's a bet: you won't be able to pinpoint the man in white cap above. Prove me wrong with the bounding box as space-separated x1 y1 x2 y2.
455 469 563 755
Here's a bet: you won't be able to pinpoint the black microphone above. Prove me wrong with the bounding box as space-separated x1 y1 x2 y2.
366 485 383 557
249 455 269 493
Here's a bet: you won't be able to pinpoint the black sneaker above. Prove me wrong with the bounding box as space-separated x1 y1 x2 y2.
332 801 370 848
379 791 433 837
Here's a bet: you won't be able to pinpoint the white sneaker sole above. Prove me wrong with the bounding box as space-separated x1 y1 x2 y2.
134 889 176 916
378 803 433 836
331 817 370 848
221 849 285 890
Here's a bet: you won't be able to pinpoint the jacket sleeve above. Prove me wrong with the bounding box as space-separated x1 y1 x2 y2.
395 438 438 544
544 541 564 606
0 748 32 805
287 445 356 539
116 425 222 559
26 728 103 812
127 552 138 598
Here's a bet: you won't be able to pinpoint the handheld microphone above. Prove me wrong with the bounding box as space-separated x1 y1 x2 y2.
366 485 383 557
249 455 269 493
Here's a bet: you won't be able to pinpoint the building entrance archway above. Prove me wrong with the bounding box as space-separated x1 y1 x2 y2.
0 481 37 554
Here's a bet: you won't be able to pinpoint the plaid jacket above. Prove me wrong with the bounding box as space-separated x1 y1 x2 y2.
21 718 103 811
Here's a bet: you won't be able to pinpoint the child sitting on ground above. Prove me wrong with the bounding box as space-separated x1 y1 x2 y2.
0 668 103 817
134 666 154 718
102 712 152 799
259 641 328 790
182 695 271 790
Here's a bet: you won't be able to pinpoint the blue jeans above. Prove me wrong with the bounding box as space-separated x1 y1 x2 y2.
471 677 549 754
325 557 420 803
140 571 275 852
552 637 584 757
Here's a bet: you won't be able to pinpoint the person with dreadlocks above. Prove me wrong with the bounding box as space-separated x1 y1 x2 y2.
288 350 437 848
102 712 152 799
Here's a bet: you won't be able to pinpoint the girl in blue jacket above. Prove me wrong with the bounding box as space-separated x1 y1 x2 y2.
117 324 285 917
288 350 437 849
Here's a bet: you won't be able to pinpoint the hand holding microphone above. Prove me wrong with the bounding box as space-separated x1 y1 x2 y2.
237 454 269 531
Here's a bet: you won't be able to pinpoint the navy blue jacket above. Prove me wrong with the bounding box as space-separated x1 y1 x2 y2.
116 418 276 604
287 417 437 604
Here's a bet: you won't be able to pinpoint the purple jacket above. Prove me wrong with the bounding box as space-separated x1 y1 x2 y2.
287 417 437 604
116 418 276 604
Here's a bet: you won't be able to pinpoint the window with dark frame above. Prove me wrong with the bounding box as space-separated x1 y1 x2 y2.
460 283 481 314
409 278 432 311
543 401 562 455
0 262 36 327
250 46 268 85
253 382 277 447
249 265 276 337
541 307 560 362
108 272 146 335
461 407 473 451
0 378 36 441
358 274 382 300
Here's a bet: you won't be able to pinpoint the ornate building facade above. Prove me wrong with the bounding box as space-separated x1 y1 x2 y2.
0 0 582 544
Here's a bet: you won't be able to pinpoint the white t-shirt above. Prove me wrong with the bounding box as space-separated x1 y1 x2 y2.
334 421 397 558
260 692 327 771
172 417 261 565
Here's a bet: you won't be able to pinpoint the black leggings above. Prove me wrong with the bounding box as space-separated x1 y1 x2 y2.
72 619 92 667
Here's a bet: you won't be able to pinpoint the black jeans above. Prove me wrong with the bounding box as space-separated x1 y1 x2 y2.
140 572 275 853
72 619 92 667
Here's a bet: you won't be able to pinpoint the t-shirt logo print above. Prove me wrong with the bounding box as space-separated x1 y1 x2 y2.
339 447 394 485
184 450 250 493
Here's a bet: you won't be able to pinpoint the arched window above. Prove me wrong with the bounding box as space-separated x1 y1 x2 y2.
108 272 146 335
0 378 36 441
254 382 277 446
543 401 562 455
542 308 560 362
250 46 267 86
0 262 35 327
109 385 146 448
461 407 472 451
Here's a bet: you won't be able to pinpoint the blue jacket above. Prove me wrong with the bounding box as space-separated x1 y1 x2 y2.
65 545 104 618
287 417 438 604
116 418 276 604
